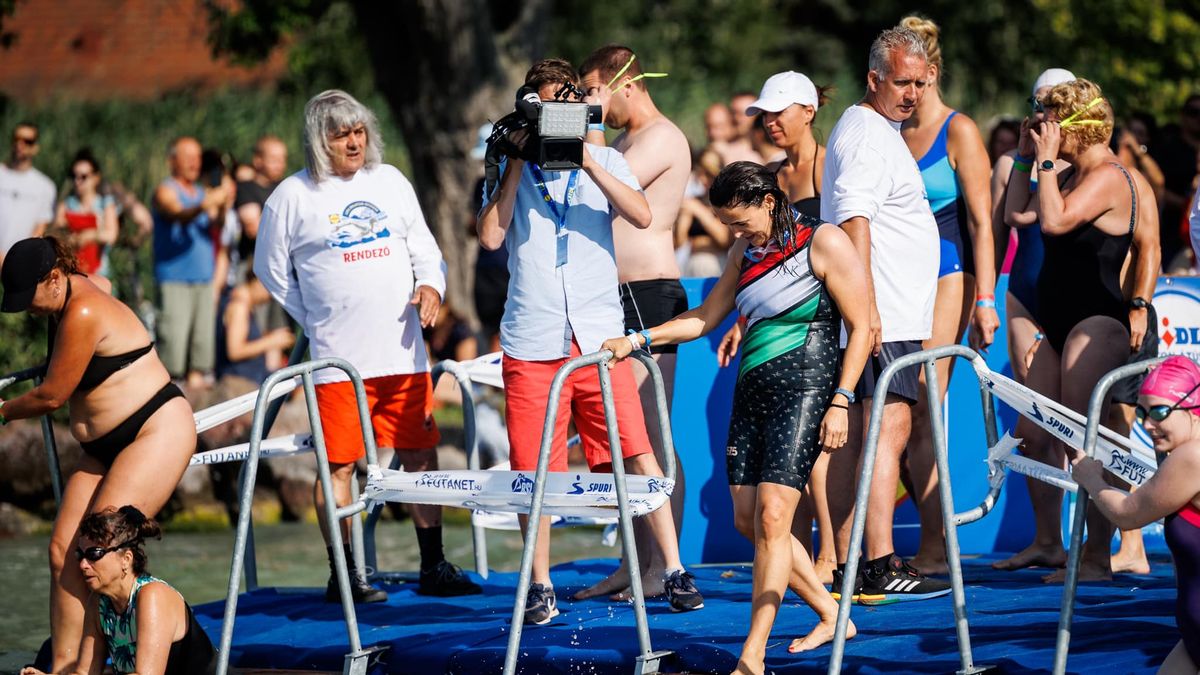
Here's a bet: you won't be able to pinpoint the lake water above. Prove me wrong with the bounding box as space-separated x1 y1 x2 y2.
0 519 613 671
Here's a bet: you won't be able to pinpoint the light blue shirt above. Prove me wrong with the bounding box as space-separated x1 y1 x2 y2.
483 145 642 361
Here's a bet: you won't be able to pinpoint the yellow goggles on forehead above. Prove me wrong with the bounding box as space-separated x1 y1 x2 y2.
1059 96 1107 128
606 54 669 93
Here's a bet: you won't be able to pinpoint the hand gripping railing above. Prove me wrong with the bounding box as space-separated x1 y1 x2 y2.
215 356 384 675
502 349 675 675
829 344 1000 675
1051 356 1167 675
0 365 61 505
361 357 490 580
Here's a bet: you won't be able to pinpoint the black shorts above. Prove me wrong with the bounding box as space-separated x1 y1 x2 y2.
80 383 185 468
725 323 839 490
854 340 923 403
1111 304 1160 405
621 279 688 355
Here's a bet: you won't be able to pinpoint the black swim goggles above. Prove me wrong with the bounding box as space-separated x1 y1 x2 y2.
76 538 137 563
1136 381 1200 424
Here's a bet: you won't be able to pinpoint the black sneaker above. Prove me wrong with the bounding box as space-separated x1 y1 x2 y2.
859 554 951 606
325 572 388 604
830 567 884 604
663 569 705 611
417 560 483 597
524 582 559 625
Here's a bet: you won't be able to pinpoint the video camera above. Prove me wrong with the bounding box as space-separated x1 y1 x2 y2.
484 81 602 198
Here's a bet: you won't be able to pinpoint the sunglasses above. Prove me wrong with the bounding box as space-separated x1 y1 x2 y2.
75 539 135 563
72 172 92 181
13 135 37 145
1027 96 1045 114
1136 381 1200 423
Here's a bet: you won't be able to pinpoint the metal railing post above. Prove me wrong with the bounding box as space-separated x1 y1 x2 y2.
215 356 375 675
597 360 654 659
829 344 993 674
1051 357 1166 675
36 376 63 507
631 351 677 482
923 359 984 675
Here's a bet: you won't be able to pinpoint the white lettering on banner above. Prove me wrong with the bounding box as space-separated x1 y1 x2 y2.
977 368 1158 486
342 246 391 264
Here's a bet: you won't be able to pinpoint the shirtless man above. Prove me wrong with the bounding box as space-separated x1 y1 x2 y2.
577 44 692 600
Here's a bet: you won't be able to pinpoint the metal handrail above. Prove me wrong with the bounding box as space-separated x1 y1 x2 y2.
0 365 61 506
215 356 377 675
829 344 997 675
1051 356 1167 675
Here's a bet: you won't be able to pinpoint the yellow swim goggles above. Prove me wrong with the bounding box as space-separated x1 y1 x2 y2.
1058 96 1107 128
606 54 668 93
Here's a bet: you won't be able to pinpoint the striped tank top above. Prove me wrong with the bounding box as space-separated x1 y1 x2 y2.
734 212 837 376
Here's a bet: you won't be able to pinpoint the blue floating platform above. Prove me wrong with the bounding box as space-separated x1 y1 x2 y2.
194 555 1179 674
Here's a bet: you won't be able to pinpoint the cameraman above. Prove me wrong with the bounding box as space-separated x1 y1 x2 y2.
478 58 703 625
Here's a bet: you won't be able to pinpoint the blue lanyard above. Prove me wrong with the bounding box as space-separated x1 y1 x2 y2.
528 165 579 233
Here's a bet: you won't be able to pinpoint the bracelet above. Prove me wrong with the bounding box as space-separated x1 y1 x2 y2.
625 333 641 352
1015 153 1034 164
1013 159 1032 173
1034 332 1045 341
976 298 996 308
828 403 849 410
587 123 606 133
976 294 995 301
833 387 856 403
639 329 653 351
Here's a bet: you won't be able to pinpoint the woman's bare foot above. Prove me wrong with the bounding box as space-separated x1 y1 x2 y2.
1042 559 1112 584
908 555 949 576
1111 546 1151 575
814 557 837 586
573 564 631 600
789 617 855 652
992 544 1066 571
608 571 666 601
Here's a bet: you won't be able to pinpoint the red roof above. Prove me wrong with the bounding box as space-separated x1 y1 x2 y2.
0 0 288 102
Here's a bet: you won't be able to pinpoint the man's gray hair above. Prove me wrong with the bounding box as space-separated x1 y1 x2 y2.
868 28 927 77
303 90 383 182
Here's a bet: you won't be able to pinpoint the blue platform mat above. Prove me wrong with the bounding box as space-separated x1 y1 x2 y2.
194 555 1180 673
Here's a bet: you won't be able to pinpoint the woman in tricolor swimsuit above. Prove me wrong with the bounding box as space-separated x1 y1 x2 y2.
602 162 872 673
1073 355 1200 674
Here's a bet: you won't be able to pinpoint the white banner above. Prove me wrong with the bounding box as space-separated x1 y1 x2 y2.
971 364 1157 487
189 433 314 466
363 468 673 519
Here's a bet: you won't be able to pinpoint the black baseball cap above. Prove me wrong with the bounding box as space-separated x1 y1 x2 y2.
1 238 57 313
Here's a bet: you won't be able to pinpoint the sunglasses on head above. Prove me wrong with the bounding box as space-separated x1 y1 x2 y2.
1136 381 1200 424
75 538 136 563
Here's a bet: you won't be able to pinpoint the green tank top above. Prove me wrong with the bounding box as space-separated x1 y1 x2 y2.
97 574 171 673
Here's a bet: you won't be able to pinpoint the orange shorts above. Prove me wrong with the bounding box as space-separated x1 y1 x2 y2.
503 341 652 472
314 372 440 464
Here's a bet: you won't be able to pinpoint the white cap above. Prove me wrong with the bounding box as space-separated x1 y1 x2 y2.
470 123 493 160
1032 68 1075 97
746 71 819 115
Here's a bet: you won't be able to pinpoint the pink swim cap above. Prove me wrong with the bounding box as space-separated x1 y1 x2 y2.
1140 355 1200 417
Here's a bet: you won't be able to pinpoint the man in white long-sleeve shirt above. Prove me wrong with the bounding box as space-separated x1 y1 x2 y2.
820 28 949 606
255 90 480 603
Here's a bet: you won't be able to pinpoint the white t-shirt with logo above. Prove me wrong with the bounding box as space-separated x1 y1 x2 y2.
255 164 446 383
0 164 56 257
821 104 938 342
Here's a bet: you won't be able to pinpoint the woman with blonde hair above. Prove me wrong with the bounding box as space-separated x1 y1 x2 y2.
1000 78 1160 581
896 15 1000 574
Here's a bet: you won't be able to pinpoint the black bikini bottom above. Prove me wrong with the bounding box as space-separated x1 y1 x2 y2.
80 383 185 469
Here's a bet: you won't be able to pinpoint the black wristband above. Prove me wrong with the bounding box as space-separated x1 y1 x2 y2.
828 403 849 410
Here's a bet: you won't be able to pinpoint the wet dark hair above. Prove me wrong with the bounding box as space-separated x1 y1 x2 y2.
79 505 162 575
708 161 797 249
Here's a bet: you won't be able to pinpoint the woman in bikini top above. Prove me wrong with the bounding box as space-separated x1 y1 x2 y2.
0 236 197 672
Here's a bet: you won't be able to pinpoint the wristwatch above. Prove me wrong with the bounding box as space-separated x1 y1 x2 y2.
1038 159 1056 172
1130 296 1150 310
